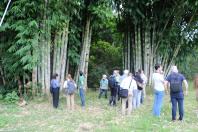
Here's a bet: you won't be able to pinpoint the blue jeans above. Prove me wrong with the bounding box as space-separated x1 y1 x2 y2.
133 89 142 109
171 96 184 120
98 89 107 98
153 90 164 117
79 88 85 107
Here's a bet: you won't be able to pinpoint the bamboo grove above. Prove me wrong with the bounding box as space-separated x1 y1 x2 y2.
0 0 198 96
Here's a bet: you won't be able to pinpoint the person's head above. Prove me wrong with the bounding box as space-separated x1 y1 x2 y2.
113 70 117 75
155 64 162 73
102 74 107 79
67 74 73 80
171 66 178 73
79 71 83 76
123 69 129 76
138 69 143 74
129 72 133 77
135 72 139 76
52 73 58 79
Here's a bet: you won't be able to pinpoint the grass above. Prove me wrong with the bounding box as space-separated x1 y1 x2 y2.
0 84 198 132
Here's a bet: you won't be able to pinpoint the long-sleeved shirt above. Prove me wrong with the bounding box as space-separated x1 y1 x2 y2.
50 79 60 89
100 79 108 90
120 76 137 94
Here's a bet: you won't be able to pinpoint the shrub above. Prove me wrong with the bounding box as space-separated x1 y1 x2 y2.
0 94 3 100
4 91 19 104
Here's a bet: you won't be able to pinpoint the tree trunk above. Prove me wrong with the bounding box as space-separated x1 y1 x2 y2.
78 14 91 88
0 66 6 85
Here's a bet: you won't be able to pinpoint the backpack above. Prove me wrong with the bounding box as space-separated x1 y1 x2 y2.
67 80 76 95
170 74 181 93
108 76 116 89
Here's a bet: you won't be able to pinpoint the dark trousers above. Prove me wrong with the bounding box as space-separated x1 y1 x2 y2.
117 85 121 101
171 96 184 120
99 89 107 99
109 87 117 106
52 87 60 108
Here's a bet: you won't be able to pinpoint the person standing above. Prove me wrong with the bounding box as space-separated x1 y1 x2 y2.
134 72 144 108
139 69 147 104
166 66 188 121
63 74 77 110
109 70 117 106
119 70 129 100
152 64 166 117
78 71 86 107
120 72 137 115
50 73 60 108
115 70 121 100
98 74 108 99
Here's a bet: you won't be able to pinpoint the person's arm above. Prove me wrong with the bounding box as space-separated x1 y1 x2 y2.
164 80 169 94
183 80 188 96
63 81 67 89
106 80 109 89
74 81 77 88
165 76 170 94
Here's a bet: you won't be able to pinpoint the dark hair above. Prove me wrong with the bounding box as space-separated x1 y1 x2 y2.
138 69 142 73
135 72 139 76
25 79 29 84
79 71 83 76
155 64 161 70
52 73 58 79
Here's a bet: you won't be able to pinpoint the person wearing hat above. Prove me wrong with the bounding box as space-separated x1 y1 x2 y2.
166 66 188 121
98 74 109 99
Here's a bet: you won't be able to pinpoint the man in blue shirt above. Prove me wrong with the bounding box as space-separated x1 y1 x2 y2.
50 73 60 108
166 66 188 121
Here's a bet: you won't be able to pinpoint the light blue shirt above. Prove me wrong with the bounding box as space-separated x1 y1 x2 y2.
100 79 108 90
50 79 60 89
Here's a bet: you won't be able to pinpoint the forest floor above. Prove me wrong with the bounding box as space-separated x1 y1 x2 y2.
0 83 198 132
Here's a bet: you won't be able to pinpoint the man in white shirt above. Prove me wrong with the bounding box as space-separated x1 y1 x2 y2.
152 64 166 117
120 72 137 115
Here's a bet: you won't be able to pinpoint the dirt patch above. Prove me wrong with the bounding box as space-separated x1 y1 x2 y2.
86 106 105 116
77 122 94 132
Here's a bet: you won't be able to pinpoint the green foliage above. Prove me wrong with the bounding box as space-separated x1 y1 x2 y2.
4 91 19 104
0 94 3 100
88 40 122 88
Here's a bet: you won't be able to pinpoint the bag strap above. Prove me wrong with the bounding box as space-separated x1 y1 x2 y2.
129 78 133 89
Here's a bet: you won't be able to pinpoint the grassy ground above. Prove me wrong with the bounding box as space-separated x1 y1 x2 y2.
0 85 198 132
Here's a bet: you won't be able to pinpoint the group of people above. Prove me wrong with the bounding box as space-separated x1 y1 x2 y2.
98 69 147 115
50 71 85 110
98 64 189 121
152 64 188 121
50 64 190 121
99 70 147 115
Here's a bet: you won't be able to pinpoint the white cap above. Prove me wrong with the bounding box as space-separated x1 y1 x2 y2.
103 74 107 78
123 70 129 75
171 66 178 73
